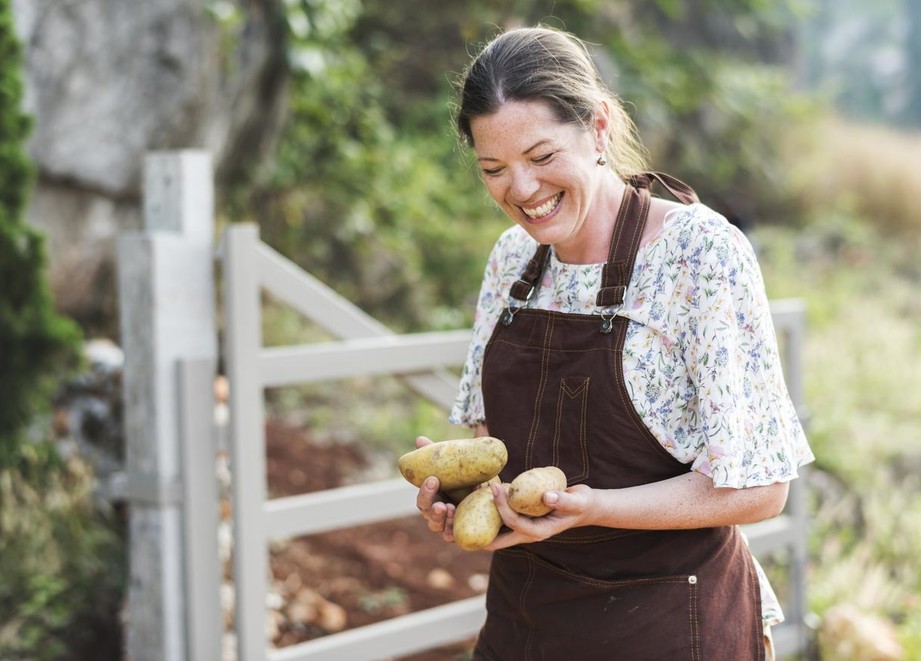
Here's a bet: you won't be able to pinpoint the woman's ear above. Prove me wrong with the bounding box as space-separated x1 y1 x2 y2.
593 101 611 153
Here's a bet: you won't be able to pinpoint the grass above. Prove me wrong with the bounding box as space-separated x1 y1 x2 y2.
754 115 921 656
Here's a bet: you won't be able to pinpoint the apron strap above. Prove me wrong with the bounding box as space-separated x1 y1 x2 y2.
596 172 698 308
505 172 699 312
627 171 700 205
508 243 551 303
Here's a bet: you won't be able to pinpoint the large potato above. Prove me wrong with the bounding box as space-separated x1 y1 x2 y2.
453 483 507 551
507 466 567 517
398 437 507 491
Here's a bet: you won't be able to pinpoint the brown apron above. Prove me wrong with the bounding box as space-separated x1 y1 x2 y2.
474 173 764 661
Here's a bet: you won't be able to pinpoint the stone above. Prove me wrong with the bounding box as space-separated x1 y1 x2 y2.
10 0 288 334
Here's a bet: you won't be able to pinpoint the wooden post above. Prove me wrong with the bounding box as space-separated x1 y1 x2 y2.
118 151 218 661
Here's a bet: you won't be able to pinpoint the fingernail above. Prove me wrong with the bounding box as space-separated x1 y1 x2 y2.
545 491 559 505
424 477 437 490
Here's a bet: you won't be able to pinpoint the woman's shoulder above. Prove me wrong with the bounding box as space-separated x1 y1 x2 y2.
654 202 757 266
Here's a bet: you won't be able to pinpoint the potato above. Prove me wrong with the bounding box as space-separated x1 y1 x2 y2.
453 483 507 551
444 476 501 505
507 466 567 517
398 437 507 491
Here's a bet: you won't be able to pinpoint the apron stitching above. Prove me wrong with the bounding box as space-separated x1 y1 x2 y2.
690 579 701 661
521 554 536 661
747 541 766 661
525 549 695 589
541 529 645 544
554 377 591 480
525 314 554 470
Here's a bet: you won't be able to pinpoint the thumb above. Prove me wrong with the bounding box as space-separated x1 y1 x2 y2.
544 484 591 512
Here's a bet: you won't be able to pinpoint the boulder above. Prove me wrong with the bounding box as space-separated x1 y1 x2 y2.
11 0 289 334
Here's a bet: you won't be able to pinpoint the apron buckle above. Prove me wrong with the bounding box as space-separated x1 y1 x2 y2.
599 306 621 334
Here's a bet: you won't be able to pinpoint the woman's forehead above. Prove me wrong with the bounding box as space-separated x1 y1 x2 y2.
470 101 582 157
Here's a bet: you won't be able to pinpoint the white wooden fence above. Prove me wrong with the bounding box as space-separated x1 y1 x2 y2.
120 151 811 661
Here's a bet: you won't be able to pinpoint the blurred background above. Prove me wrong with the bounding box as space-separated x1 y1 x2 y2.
1 0 919 659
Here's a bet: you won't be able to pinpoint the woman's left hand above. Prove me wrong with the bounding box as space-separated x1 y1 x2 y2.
484 482 595 550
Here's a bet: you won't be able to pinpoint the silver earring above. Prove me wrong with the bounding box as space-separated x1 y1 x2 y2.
596 153 607 166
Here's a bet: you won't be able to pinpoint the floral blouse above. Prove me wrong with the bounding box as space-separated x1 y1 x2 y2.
449 203 814 625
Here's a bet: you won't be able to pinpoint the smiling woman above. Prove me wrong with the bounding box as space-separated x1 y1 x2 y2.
412 25 813 661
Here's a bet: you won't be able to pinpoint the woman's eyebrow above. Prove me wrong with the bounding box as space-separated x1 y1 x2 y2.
477 139 554 162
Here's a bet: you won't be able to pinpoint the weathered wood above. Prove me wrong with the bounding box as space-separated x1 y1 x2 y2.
223 224 270 661
119 151 217 661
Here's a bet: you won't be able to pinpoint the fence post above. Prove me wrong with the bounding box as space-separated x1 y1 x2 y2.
118 151 217 661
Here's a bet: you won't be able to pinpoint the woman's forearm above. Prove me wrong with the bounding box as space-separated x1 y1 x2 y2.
584 471 789 530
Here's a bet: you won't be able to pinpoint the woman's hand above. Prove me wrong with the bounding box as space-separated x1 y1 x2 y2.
412 435 456 543
485 482 595 550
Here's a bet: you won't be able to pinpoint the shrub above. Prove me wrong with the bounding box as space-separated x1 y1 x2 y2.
0 443 125 659
0 0 82 463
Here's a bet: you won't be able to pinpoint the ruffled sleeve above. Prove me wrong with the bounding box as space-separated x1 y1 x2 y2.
678 215 813 488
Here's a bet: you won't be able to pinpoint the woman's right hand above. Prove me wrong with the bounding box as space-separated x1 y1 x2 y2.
413 435 456 543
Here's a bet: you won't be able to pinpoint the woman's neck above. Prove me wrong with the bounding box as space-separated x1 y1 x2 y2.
553 172 627 265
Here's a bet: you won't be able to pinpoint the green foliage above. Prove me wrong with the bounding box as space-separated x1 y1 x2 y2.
754 115 921 649
225 0 817 335
0 443 125 659
226 0 507 332
0 0 82 463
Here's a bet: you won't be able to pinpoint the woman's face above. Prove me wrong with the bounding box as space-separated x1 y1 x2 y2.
469 100 610 263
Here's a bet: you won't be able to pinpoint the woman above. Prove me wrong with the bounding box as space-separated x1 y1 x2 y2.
414 26 813 660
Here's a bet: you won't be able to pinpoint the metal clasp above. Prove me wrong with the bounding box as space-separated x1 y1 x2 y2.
599 305 621 334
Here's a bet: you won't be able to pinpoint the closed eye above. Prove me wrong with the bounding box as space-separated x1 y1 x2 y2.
533 153 554 164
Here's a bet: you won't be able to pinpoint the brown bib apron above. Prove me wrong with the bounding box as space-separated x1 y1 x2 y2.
474 173 764 661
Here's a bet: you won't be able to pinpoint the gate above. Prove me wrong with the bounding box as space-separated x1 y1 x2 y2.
120 151 811 660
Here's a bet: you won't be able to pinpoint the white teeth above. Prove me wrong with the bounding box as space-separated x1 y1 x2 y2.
523 193 562 219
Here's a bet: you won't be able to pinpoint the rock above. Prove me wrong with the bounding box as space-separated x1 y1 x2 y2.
467 573 489 593
54 339 126 484
426 568 455 590
10 0 289 334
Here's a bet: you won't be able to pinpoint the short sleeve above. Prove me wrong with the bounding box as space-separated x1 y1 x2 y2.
679 218 813 488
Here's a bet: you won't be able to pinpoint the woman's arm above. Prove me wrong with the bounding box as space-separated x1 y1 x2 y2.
485 472 789 550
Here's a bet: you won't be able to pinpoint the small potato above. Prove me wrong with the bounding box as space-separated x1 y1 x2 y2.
398 437 507 491
507 466 567 517
453 484 507 551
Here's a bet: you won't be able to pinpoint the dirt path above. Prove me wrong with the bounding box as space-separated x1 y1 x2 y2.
263 421 491 659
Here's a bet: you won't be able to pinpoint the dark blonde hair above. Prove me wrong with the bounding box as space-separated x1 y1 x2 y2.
456 26 648 177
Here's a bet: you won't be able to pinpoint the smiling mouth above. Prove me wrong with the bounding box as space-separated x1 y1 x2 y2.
521 193 563 219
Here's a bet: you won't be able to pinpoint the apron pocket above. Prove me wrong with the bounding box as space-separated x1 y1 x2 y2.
549 376 590 481
521 554 703 661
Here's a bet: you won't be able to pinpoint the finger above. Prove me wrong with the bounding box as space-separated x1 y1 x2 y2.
545 484 591 513
427 501 447 532
415 435 434 449
416 476 442 520
442 503 456 543
490 483 526 529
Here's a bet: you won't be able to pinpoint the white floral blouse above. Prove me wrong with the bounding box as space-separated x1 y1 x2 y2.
449 202 814 625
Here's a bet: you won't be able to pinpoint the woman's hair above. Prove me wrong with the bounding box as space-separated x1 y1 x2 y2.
456 26 648 177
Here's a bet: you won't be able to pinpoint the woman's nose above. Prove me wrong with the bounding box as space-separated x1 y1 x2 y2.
509 166 539 201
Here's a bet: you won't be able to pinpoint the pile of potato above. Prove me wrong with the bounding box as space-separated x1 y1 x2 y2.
398 437 567 551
